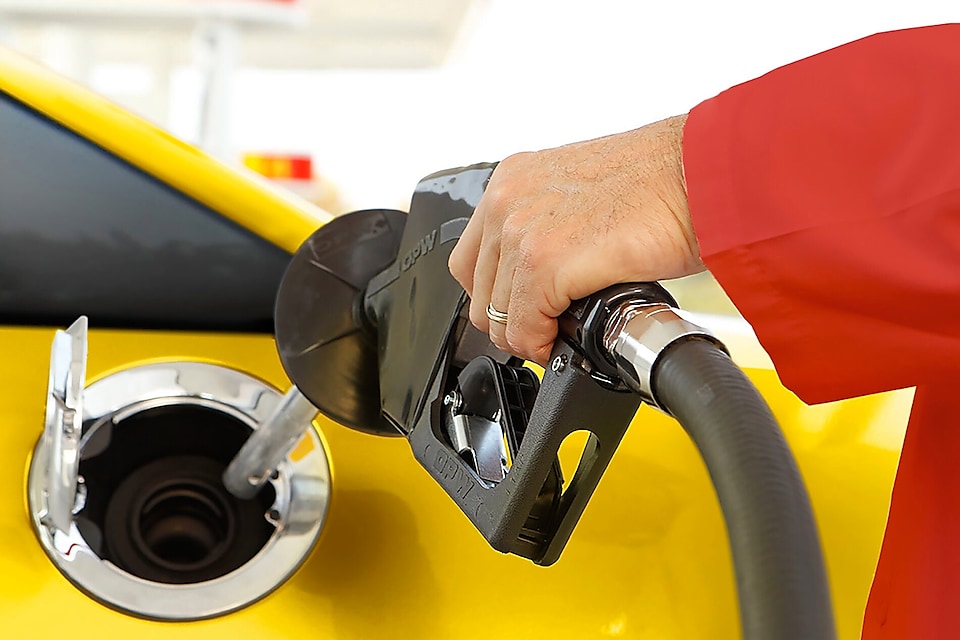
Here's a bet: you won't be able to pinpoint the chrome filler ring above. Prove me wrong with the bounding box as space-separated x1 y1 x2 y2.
28 361 331 621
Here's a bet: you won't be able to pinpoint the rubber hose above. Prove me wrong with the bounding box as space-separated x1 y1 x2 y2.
652 338 836 640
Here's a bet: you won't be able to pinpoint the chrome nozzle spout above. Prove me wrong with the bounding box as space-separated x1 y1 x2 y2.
222 387 318 500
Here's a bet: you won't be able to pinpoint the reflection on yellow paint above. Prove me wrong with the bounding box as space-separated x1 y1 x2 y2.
289 425 317 462
602 616 627 636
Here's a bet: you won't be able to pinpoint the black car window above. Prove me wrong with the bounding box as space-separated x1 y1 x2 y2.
0 90 292 332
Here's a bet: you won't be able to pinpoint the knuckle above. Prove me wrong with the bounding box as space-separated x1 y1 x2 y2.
447 248 467 283
484 153 533 213
504 331 528 359
516 235 548 271
468 303 488 331
503 313 535 362
490 331 511 354
504 329 545 365
481 180 512 216
500 217 526 249
496 151 529 174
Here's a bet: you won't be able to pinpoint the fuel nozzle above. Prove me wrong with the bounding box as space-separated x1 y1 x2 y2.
254 163 835 639
243 164 728 565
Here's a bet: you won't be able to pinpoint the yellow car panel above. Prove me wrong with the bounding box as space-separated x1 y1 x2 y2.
0 45 909 639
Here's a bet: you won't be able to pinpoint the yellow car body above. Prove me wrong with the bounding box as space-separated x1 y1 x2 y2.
0 47 910 639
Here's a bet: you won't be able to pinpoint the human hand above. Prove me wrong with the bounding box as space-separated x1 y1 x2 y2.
448 114 704 366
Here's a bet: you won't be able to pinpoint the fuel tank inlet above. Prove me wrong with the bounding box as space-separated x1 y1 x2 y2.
28 324 331 621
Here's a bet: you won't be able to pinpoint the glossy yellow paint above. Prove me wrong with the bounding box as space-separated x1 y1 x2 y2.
0 46 329 254
0 42 910 640
0 327 909 639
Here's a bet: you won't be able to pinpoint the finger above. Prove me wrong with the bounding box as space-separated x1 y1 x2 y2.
507 281 566 366
469 226 502 333
486 252 515 354
486 216 521 355
462 194 507 332
505 244 572 366
448 204 485 296
486 300 510 353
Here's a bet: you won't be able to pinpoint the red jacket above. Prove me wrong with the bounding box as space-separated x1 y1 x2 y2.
683 24 960 639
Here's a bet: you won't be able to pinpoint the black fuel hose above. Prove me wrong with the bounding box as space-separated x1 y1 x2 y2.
652 338 836 640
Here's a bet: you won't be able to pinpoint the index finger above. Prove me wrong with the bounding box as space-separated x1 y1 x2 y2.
448 203 485 298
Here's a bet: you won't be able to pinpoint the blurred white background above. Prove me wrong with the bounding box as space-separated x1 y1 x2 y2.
0 0 957 212
250 0 958 211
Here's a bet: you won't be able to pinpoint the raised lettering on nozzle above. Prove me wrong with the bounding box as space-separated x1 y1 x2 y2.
400 230 438 271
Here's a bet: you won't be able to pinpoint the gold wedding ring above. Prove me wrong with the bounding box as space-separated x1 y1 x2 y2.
486 303 509 325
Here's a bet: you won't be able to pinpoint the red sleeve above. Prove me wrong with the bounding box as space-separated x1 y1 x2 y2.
682 24 960 404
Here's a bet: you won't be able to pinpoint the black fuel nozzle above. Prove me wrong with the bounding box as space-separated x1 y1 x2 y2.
273 163 656 564
269 162 721 563
273 163 835 638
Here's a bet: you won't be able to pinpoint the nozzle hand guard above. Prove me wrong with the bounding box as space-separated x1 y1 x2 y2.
414 329 642 565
